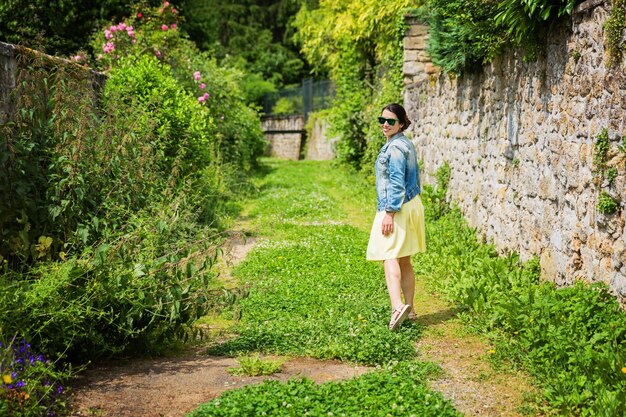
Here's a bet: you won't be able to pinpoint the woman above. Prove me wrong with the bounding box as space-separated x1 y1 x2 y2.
366 103 426 330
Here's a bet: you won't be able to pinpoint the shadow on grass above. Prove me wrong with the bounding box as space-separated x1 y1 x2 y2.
415 307 462 327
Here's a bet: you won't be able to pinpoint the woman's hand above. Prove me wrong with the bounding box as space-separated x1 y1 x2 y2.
382 212 395 236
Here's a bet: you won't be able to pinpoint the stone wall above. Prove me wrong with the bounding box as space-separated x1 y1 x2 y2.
403 2 626 299
261 115 305 160
305 117 337 160
261 114 337 160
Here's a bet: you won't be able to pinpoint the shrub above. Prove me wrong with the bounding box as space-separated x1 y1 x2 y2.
495 0 578 60
271 97 297 115
0 190 218 360
104 53 216 175
0 50 165 265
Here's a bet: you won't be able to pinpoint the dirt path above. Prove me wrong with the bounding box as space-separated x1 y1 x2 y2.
70 232 371 417
414 279 536 416
70 352 368 417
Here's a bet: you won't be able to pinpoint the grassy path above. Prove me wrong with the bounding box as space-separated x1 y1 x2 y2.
189 159 535 416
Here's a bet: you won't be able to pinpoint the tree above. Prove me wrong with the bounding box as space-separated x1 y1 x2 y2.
177 0 310 91
0 0 158 55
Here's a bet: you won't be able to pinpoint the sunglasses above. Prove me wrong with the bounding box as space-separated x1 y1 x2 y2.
378 117 399 126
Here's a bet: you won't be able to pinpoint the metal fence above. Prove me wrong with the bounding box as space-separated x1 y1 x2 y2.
263 78 335 118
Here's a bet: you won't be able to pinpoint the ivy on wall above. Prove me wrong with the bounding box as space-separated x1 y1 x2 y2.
593 128 623 215
604 0 626 67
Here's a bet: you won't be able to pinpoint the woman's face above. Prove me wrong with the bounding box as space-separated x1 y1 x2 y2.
380 109 402 139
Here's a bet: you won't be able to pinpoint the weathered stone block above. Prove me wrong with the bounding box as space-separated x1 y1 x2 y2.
404 36 426 50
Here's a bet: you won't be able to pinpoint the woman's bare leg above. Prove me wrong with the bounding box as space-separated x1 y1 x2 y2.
399 256 415 315
383 258 404 310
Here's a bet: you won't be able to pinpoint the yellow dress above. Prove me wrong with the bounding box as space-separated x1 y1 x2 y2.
366 195 426 261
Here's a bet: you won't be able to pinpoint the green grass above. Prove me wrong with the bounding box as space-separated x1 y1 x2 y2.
189 362 460 417
191 159 459 416
228 354 284 376
208 159 420 364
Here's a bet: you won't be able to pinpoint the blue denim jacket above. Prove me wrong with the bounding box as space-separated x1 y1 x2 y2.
375 132 421 212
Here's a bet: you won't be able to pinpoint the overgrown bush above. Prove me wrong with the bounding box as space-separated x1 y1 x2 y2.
0 193 218 359
417 0 505 74
419 0 581 74
105 53 216 175
0 2 266 407
91 2 265 173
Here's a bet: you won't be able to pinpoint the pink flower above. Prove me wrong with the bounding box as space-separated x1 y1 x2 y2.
109 25 118 33
163 1 170 6
97 54 103 60
161 24 168 31
170 23 177 30
137 12 143 19
193 71 201 81
203 92 209 100
117 22 126 31
198 96 206 103
71 55 82 61
104 30 113 39
199 83 206 89
172 8 177 13
103 42 115 53
127 30 135 38
132 38 137 44
155 50 162 58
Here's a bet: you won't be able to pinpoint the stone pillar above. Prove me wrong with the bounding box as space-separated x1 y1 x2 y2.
403 17 437 87
305 117 337 160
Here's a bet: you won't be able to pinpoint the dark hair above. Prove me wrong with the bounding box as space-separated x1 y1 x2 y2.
382 103 411 131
